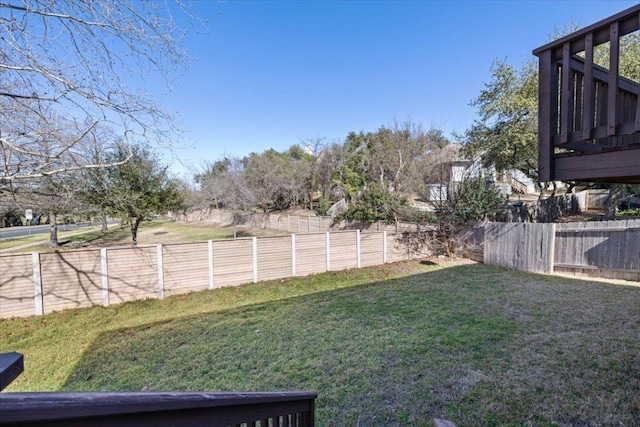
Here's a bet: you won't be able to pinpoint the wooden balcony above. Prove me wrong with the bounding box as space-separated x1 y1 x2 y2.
0 352 316 427
534 4 640 183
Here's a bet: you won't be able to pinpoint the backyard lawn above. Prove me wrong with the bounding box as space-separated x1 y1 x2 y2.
0 218 284 253
1 259 639 426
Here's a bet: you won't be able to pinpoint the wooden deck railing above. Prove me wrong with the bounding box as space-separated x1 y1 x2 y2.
0 352 316 427
0 391 316 427
0 352 24 392
534 4 640 183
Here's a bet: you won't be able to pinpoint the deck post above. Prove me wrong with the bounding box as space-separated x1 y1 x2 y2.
537 48 555 182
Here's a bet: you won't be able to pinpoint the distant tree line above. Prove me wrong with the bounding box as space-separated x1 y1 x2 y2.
191 119 504 233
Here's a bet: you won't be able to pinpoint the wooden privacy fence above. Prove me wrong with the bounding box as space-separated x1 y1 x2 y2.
458 220 640 280
0 230 431 319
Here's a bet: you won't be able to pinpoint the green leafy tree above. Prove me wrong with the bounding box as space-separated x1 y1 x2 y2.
340 184 408 227
333 121 443 199
241 146 314 212
452 175 504 222
462 28 640 217
460 60 539 184
97 144 184 245
436 175 504 256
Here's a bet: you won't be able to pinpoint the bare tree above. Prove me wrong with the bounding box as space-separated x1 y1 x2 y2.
0 1 192 184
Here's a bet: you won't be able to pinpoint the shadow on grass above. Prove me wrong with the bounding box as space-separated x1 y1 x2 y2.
57 263 640 427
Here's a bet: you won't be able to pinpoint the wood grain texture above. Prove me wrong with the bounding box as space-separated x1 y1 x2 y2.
40 250 102 314
0 254 35 317
0 391 316 426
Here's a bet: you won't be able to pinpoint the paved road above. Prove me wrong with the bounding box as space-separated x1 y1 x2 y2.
0 223 96 239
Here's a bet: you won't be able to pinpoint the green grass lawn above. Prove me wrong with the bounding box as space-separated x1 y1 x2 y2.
1 260 639 426
0 219 243 252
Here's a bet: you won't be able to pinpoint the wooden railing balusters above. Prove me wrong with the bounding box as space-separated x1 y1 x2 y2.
534 4 640 183
583 32 595 140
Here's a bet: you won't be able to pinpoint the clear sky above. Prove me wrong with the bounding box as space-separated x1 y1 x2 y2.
162 0 639 177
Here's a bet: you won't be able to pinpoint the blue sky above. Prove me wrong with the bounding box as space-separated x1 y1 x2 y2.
162 0 639 176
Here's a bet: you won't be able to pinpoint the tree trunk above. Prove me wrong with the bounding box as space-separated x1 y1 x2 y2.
537 182 546 201
101 213 108 232
49 212 59 247
603 184 623 220
130 217 141 246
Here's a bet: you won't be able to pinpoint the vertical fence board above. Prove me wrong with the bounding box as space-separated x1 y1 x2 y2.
484 223 554 273
554 219 640 280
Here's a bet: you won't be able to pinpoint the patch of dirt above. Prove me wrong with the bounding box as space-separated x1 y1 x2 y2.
421 255 478 266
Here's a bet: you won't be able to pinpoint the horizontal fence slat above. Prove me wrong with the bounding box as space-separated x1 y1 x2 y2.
40 250 103 314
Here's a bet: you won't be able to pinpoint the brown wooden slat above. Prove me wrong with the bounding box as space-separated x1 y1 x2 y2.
538 49 556 181
635 13 640 131
533 4 640 55
607 22 620 136
561 41 572 143
583 60 637 94
582 33 595 139
0 391 316 426
553 147 640 182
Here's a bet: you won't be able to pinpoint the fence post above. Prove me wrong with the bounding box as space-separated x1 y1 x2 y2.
157 244 164 299
101 248 109 307
253 237 258 283
208 240 214 289
291 234 296 277
326 232 331 271
548 223 556 274
383 231 387 264
356 230 361 268
32 252 43 316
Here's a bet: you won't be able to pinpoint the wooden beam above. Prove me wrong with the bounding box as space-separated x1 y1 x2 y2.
0 352 24 391
553 148 640 182
607 22 620 137
533 4 640 56
538 49 556 182
635 13 640 132
582 33 595 140
561 42 572 143
0 391 317 426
